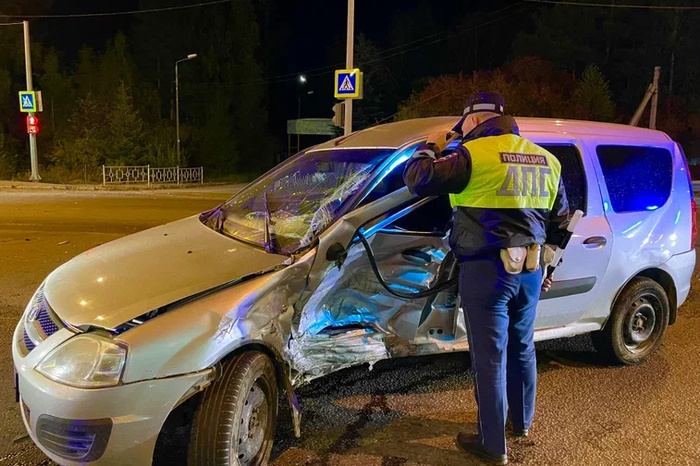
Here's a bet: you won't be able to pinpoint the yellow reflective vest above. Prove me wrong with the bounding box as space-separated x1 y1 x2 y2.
449 134 562 210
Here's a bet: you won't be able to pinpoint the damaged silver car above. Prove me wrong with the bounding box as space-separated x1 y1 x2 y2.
12 116 695 465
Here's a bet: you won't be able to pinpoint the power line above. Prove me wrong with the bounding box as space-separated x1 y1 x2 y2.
0 0 229 19
188 1 529 89
371 90 450 126
524 0 700 10
0 21 23 26
190 1 535 89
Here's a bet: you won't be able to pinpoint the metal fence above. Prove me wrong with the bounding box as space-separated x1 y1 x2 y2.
102 165 204 186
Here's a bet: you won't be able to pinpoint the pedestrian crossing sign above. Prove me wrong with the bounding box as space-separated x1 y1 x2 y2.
334 69 363 99
19 91 36 113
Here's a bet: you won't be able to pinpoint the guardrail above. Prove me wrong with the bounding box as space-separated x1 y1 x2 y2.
102 165 204 186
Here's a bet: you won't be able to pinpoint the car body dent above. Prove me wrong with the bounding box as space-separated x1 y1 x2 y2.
119 251 313 383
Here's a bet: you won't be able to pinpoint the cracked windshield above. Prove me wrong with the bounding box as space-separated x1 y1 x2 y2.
204 148 395 254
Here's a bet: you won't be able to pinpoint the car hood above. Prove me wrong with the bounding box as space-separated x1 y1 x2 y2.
44 216 288 330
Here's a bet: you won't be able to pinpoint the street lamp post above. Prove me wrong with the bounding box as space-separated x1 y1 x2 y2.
296 75 313 152
175 53 197 167
296 91 314 151
297 91 314 119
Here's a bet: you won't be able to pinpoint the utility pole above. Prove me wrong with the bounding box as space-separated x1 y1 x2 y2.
24 21 40 181
344 0 355 136
649 66 660 130
629 66 661 129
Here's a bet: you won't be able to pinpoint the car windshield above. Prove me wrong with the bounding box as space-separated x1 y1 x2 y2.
201 148 395 254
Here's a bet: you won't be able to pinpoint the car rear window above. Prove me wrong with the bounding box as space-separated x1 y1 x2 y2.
596 145 673 213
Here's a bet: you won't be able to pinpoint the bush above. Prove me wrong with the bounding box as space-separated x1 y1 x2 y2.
0 132 19 180
40 165 102 184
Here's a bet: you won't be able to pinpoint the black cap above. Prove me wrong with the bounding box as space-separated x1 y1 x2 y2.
462 91 505 116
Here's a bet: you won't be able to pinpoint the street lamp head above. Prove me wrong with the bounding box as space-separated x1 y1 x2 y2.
299 75 307 84
187 53 198 60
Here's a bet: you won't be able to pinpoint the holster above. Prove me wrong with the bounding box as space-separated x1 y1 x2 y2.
525 244 541 272
500 247 526 274
500 244 542 275
541 244 556 270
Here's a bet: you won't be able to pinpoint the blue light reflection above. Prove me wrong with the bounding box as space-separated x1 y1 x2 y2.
621 220 643 236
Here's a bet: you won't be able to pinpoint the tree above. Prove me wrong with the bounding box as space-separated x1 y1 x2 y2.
513 3 700 113
74 47 98 99
396 57 577 121
0 131 19 179
132 0 273 174
353 34 390 129
96 33 137 102
39 50 75 136
572 65 615 122
50 92 109 171
105 82 147 165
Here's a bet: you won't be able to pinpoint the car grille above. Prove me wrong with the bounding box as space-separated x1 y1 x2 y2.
21 293 65 355
36 415 112 462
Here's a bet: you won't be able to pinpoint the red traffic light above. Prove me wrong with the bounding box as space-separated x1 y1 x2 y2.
26 115 39 134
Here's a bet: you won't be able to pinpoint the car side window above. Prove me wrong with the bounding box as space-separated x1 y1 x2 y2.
392 196 453 233
596 145 672 213
540 144 587 214
360 160 407 206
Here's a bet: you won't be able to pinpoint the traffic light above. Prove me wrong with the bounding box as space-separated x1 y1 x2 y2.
26 115 39 134
332 102 345 127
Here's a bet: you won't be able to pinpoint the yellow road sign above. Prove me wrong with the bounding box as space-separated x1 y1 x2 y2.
334 69 363 99
19 91 36 113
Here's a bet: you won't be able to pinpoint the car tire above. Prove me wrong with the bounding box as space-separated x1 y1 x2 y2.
591 277 670 365
188 351 278 466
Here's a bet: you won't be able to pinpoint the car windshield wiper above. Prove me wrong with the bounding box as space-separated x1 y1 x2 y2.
262 192 279 255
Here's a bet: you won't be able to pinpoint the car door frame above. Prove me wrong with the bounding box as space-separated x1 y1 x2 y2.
576 135 683 325
523 132 615 329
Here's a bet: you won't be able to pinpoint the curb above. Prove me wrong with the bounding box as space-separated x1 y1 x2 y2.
0 182 239 192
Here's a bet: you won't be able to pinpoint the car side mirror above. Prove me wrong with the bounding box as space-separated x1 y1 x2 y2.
326 242 347 269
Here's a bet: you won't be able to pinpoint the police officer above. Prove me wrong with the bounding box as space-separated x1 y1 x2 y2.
403 92 569 465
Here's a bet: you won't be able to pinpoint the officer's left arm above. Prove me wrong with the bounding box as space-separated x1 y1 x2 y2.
546 176 570 245
403 144 471 197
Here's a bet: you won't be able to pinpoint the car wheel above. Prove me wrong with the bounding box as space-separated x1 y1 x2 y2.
189 351 278 466
591 277 669 365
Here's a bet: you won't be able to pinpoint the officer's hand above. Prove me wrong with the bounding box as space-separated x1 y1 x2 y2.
541 277 553 293
426 131 458 154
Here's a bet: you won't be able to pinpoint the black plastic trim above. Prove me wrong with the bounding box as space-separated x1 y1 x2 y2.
540 276 597 300
36 414 112 462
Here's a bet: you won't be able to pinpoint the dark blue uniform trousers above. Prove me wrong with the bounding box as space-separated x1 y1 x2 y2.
459 253 541 456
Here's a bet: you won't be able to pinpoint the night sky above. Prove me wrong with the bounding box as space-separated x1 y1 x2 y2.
31 0 530 133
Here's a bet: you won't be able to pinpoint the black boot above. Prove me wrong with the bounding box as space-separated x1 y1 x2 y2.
456 432 508 465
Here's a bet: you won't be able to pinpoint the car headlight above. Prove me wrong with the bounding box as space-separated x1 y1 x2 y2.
35 333 127 388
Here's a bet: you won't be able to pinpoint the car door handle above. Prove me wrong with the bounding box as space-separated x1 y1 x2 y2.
583 236 607 249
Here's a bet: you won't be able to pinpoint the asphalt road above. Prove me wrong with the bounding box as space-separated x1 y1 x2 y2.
1 190 699 466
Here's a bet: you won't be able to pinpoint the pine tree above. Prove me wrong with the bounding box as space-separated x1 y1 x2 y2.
39 50 75 136
51 92 109 171
105 82 147 165
572 65 615 122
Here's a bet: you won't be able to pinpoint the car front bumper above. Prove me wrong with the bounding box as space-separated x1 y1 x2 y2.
13 328 212 465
